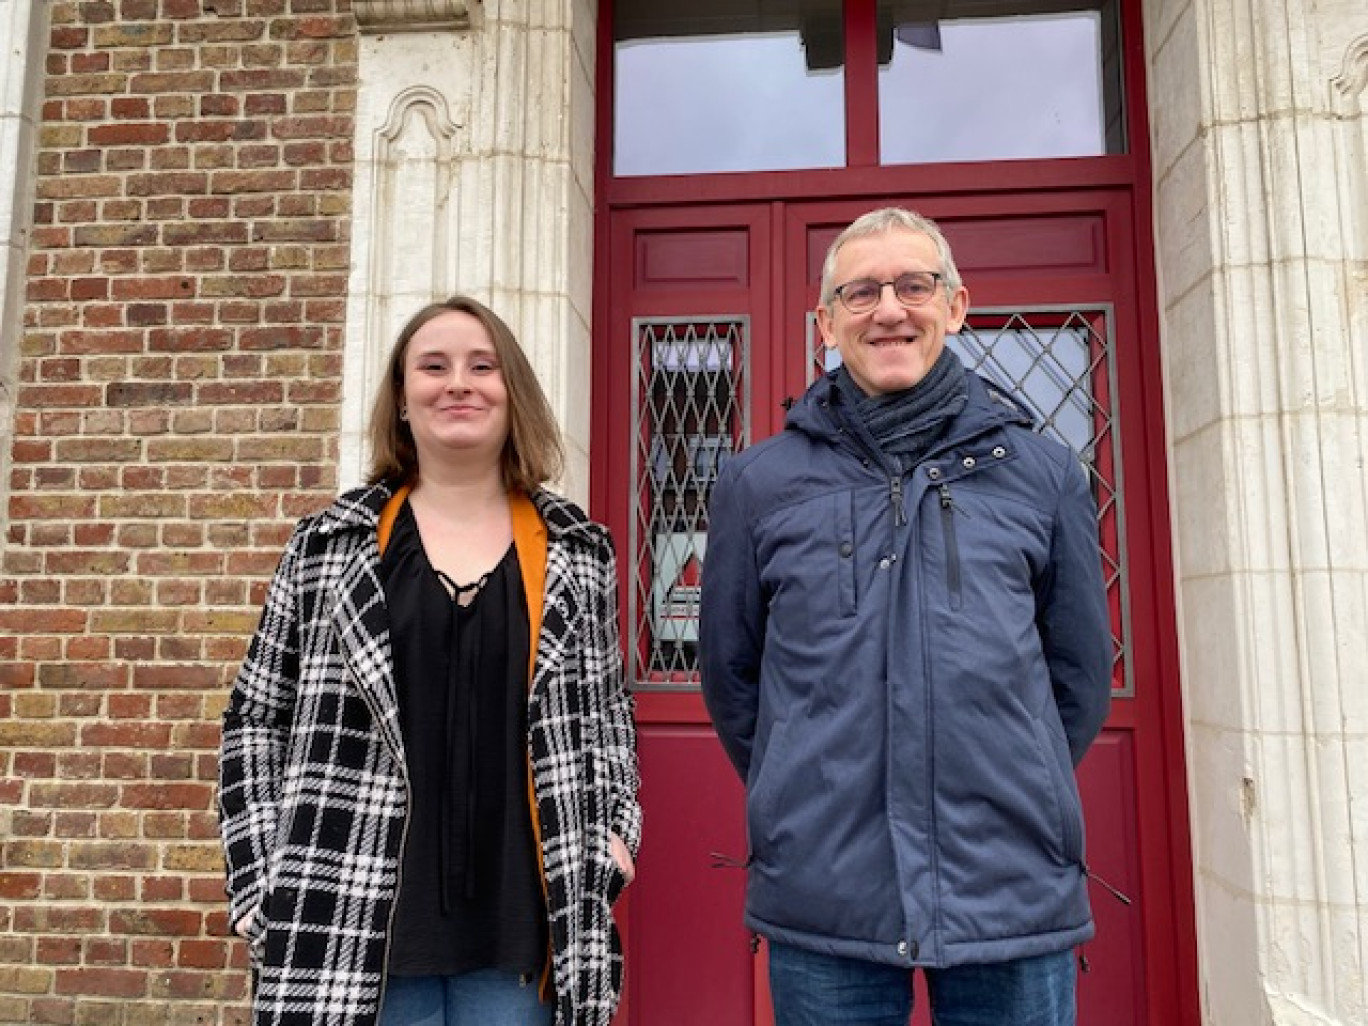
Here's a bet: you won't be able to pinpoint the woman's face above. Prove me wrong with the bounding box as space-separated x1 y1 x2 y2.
401 310 510 470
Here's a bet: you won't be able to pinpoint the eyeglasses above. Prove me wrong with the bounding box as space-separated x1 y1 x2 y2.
832 272 945 314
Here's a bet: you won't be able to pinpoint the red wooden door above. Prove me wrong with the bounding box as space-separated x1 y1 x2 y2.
598 205 779 1025
592 4 1195 1025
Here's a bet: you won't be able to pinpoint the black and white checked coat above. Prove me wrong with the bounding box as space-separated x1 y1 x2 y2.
217 482 642 1026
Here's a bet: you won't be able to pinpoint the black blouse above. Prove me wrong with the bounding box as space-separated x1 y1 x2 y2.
380 500 548 977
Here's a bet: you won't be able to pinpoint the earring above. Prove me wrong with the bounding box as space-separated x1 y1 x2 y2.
399 403 408 421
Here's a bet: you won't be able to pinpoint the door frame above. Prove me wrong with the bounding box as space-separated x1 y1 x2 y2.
591 3 1196 1025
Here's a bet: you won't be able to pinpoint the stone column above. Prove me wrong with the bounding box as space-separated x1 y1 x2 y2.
340 0 597 502
1146 0 1368 1021
0 0 50 498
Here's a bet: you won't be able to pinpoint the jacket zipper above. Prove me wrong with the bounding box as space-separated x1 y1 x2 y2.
889 474 907 526
938 483 962 608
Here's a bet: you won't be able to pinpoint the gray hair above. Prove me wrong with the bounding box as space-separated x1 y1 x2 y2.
818 207 963 307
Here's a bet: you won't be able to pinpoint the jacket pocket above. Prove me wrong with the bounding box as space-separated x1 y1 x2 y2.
1030 716 1085 864
937 483 963 610
746 718 794 865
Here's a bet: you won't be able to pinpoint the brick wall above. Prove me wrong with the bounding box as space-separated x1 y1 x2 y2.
0 1 357 1022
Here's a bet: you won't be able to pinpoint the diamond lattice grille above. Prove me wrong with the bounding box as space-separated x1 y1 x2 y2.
630 318 750 689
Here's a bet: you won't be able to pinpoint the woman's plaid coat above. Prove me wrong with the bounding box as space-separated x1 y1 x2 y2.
217 482 642 1026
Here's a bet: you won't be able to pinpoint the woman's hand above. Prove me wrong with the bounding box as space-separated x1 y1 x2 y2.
609 832 636 886
232 907 259 939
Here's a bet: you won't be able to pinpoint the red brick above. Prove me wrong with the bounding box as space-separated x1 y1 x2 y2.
135 552 225 575
66 636 112 660
218 300 263 323
0 873 42 900
228 248 268 272
105 148 148 174
186 246 226 271
72 223 157 246
87 122 170 146
61 149 102 173
16 383 103 408
128 69 216 94
54 968 145 998
108 275 196 300
244 92 287 115
146 326 233 352
178 939 228 969
26 781 119 810
124 170 209 196
112 49 154 74
36 175 121 199
10 439 53 463
107 381 193 408
110 95 150 118
247 218 336 243
53 438 142 463
35 936 81 964
50 25 91 48
161 220 249 245
34 662 127 689
26 277 69 301
70 51 111 74
63 97 108 120
74 466 118 489
199 274 286 298
121 783 214 813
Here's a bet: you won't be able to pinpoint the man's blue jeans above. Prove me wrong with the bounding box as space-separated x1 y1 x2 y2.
769 942 1077 1026
377 970 553 1026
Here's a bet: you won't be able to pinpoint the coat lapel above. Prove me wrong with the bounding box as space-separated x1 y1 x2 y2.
329 509 403 761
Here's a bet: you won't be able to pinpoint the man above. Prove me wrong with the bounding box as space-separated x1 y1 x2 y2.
698 207 1112 1026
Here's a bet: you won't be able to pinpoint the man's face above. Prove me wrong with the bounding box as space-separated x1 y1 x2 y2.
815 228 969 396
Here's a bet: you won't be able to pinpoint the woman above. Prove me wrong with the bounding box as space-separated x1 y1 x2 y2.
218 296 641 1026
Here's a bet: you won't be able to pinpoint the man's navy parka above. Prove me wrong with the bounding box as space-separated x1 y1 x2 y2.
698 368 1113 969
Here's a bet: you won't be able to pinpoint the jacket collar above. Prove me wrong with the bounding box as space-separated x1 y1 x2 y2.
313 480 395 535
311 479 595 544
529 488 597 543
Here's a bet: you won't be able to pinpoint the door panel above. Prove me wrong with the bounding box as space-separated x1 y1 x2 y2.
626 725 753 1026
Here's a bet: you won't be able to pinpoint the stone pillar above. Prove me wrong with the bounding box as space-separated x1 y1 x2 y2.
0 0 50 503
1145 0 1368 1021
340 0 597 502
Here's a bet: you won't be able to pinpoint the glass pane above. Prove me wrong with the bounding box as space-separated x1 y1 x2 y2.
878 3 1125 164
614 1 845 176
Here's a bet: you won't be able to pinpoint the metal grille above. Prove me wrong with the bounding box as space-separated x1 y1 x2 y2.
629 317 750 689
809 306 1133 696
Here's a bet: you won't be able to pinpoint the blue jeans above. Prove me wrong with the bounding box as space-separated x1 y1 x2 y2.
769 942 1077 1026
378 971 553 1026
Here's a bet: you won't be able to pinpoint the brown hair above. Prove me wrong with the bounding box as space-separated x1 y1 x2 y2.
366 296 565 493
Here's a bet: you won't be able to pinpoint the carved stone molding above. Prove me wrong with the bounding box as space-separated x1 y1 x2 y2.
1331 34 1368 106
353 0 479 33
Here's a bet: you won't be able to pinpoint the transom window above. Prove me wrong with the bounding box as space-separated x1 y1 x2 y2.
612 0 1125 177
